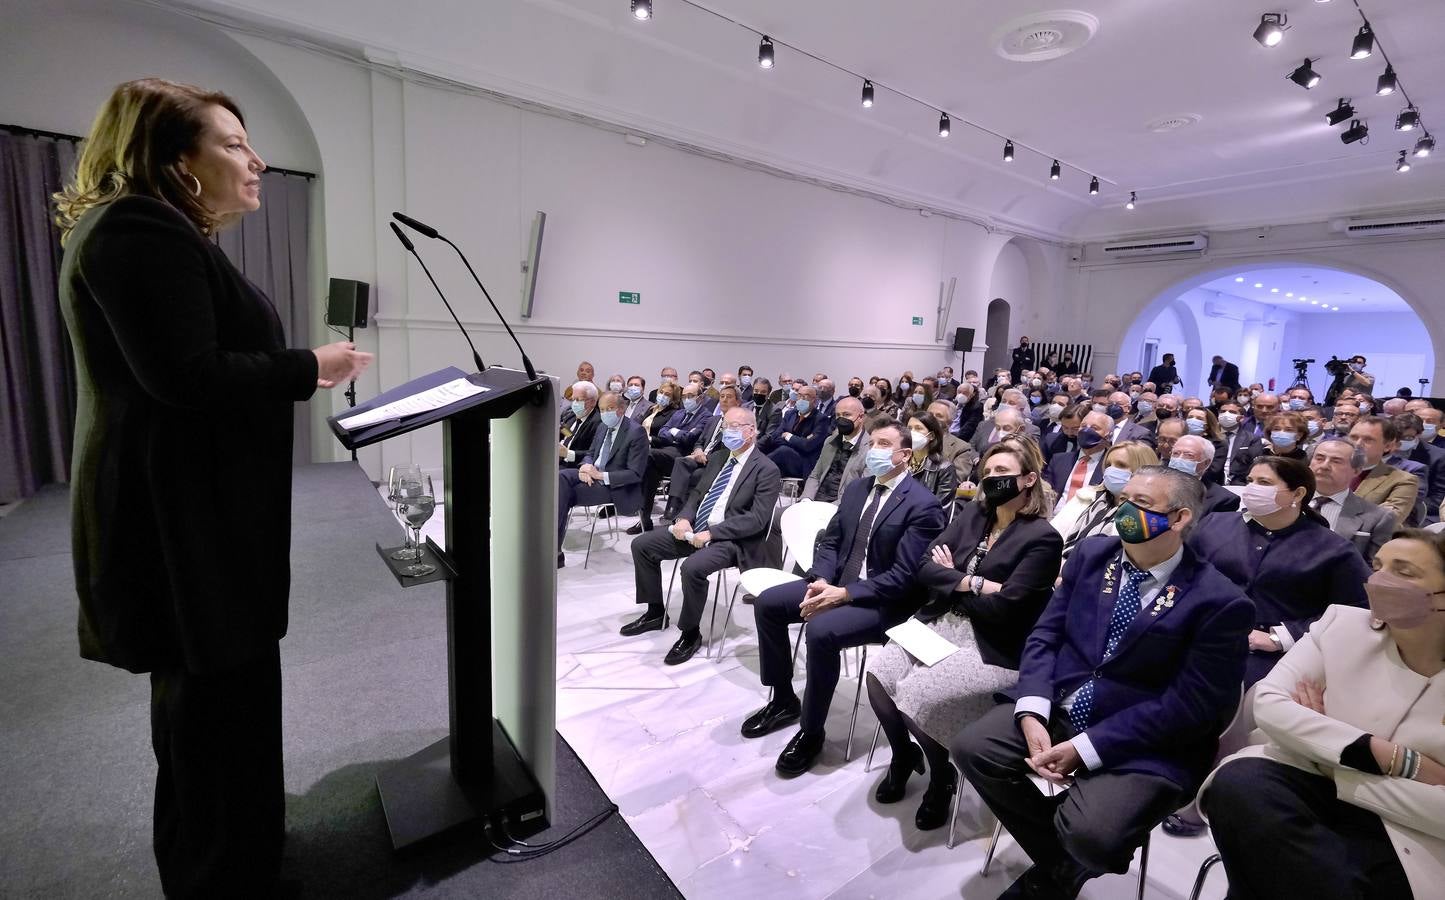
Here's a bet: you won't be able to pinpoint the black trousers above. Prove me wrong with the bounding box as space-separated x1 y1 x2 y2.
1202 757 1412 900
952 703 1185 884
754 581 894 734
638 448 682 524
150 645 284 899
630 529 740 632
666 455 707 506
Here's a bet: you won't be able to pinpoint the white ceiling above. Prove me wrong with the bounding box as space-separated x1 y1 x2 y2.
164 0 1445 240
1201 265 1412 313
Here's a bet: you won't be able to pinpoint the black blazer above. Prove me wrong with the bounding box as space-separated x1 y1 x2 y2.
808 474 947 611
914 505 1063 669
59 195 318 675
677 448 783 570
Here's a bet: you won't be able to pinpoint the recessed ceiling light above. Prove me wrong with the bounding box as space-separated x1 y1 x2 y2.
1235 276 1245 282
1271 288 1279 293
1285 292 1293 297
1299 296 1307 301
1311 300 1319 305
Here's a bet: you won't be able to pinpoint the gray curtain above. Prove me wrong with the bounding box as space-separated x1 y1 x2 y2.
214 169 313 464
0 131 79 504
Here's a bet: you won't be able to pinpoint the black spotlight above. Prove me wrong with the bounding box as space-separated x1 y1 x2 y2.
861 79 874 108
631 0 652 20
1340 118 1369 145
1349 24 1374 60
1253 13 1287 47
938 112 950 137
758 35 774 69
1396 107 1420 132
1049 160 1061 180
1003 140 1014 162
1089 176 1099 195
1377 65 1397 95
1288 59 1320 89
1396 150 1411 173
1415 134 1435 157
1325 98 1355 126
1126 191 1136 210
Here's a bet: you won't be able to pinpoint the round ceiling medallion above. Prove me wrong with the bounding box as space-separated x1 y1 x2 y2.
992 11 1099 62
1146 114 1203 133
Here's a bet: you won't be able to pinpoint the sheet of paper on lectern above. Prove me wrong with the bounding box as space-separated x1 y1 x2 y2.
337 377 489 430
884 618 961 667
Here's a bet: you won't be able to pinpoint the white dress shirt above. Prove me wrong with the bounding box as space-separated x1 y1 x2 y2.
704 445 753 528
1314 488 1350 532
859 469 907 579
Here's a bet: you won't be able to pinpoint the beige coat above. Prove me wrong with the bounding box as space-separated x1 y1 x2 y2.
1355 462 1420 525
1201 605 1445 897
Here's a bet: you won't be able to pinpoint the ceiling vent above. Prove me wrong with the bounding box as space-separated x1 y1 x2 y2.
992 11 1099 62
1101 233 1209 258
1330 213 1445 237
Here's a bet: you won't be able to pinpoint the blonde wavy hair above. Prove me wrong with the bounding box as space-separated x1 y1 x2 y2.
53 78 244 243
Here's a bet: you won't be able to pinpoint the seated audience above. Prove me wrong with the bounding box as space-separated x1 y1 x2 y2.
1044 410 1115 507
622 375 650 422
1170 433 1241 517
559 381 602 469
1153 416 1183 463
1299 405 1327 456
745 422 947 776
624 408 781 662
1244 392 1281 438
1405 399 1443 449
1260 412 1310 463
928 400 978 485
1392 413 1445 525
1040 402 1085 464
657 386 742 524
561 360 596 401
768 372 791 405
757 383 833 479
632 382 711 532
899 379 936 424
1107 390 1155 447
802 397 866 503
1052 440 1159 563
872 377 899 420
894 371 917 407
1350 416 1422 525
953 466 1253 898
904 412 957 506
647 366 679 403
815 378 839 419
1222 403 1265 485
1308 436 1397 564
642 382 682 441
556 390 649 566
935 365 959 400
867 442 1062 828
1200 530 1445 900
604 373 625 397
1329 400 1362 437
1188 456 1369 688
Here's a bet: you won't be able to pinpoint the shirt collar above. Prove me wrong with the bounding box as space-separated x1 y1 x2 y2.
875 468 909 491
1323 488 1350 505
1122 544 1184 586
731 445 754 466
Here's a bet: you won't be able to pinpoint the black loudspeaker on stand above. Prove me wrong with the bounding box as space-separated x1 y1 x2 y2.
327 278 371 461
952 326 974 369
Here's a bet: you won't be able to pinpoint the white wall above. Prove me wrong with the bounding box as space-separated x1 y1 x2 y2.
1279 313 1435 400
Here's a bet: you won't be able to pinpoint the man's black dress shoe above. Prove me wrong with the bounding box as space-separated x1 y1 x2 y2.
999 865 1076 899
914 770 957 830
740 697 801 738
557 552 565 569
663 632 702 665
619 610 668 636
1161 813 1207 837
775 730 825 777
874 742 924 804
626 520 652 535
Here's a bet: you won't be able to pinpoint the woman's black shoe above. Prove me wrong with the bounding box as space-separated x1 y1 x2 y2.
914 770 957 830
874 742 925 804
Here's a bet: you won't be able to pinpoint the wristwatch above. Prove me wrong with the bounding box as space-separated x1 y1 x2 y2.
1267 631 1283 650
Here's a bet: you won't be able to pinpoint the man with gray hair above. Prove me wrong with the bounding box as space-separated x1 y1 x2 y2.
559 380 602 470
1168 434 1240 517
1309 436 1399 563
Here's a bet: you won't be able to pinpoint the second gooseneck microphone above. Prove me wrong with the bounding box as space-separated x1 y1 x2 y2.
388 221 486 374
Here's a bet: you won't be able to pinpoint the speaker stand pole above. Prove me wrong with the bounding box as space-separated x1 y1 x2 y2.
345 323 358 463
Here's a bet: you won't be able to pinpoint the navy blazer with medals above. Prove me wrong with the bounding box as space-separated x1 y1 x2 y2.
579 415 650 515
1014 534 1253 792
806 473 947 613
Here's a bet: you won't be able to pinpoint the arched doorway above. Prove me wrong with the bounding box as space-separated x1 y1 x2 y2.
983 298 1011 377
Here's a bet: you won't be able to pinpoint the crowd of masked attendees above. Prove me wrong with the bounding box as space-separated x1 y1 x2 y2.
552 349 1444 900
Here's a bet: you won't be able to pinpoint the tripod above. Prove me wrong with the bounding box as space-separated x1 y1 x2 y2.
1288 365 1310 394
344 323 358 463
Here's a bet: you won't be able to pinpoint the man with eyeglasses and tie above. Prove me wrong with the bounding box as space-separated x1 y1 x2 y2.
555 390 649 568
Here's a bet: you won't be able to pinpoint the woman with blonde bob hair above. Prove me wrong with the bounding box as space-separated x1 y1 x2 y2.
864 439 1063 830
1051 440 1160 563
55 78 370 896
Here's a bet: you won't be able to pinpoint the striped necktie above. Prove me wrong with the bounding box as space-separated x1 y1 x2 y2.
694 457 738 525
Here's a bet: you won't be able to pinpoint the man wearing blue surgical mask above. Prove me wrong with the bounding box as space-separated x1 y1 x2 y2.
633 381 713 531
556 391 650 567
955 466 1251 899
559 381 602 469
1405 399 1444 450
1107 390 1156 448
756 383 833 479
1169 434 1240 516
1388 412 1445 525
622 375 650 423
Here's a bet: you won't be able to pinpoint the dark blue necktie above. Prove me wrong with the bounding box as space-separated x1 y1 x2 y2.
1068 560 1151 733
694 457 738 525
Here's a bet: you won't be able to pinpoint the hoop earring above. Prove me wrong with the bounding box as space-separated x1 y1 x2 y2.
187 174 202 197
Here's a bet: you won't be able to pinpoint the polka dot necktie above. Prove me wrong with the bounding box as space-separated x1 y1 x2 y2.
1068 560 1151 734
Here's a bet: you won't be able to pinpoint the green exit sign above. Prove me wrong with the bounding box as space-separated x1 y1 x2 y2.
619 291 641 305
911 316 924 326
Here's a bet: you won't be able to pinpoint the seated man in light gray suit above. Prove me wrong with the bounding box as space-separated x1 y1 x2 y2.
556 390 648 567
1308 436 1396 564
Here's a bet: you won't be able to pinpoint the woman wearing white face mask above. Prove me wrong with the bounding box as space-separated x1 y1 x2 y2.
1187 456 1370 688
1200 529 1445 900
1261 412 1310 463
904 413 956 506
1050 441 1159 567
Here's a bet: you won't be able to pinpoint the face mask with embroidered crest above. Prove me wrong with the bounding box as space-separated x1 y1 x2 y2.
1113 500 1176 543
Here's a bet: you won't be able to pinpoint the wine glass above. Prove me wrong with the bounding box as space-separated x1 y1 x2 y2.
396 473 437 577
388 464 422 560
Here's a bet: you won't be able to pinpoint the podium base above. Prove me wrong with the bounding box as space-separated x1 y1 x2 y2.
375 720 547 851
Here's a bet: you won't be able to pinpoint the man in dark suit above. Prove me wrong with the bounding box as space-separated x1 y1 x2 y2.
756 384 833 479
743 422 947 776
558 381 602 470
1010 336 1037 384
1146 353 1178 394
625 407 782 664
556 391 649 567
1105 391 1156 448
631 382 712 532
659 386 741 521
1207 356 1241 394
646 367 678 404
953 467 1252 898
1405 399 1443 450
768 372 792 405
621 375 650 423
748 379 777 433
1045 410 1114 506
1308 436 1397 563
1169 434 1240 517
802 396 866 502
1392 412 1445 523
1040 404 1085 464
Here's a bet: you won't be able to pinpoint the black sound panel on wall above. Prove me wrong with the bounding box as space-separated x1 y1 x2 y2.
326 278 370 329
952 327 974 352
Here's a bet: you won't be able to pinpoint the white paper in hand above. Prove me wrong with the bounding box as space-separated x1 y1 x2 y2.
884 618 961 667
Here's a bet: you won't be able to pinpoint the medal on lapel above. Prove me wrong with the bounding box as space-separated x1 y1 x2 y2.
1150 585 1179 616
1101 558 1118 596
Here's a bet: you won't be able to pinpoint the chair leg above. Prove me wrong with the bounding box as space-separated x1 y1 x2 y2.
664 559 680 620
705 573 725 658
790 623 805 671
946 761 965 850
714 580 742 662
1187 853 1223 900
982 819 1004 876
584 506 600 569
1135 834 1151 900
844 646 867 762
863 723 882 773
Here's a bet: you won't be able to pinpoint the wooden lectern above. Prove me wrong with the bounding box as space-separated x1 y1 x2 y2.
329 365 557 850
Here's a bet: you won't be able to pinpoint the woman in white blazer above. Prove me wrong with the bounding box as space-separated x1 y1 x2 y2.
1199 529 1445 900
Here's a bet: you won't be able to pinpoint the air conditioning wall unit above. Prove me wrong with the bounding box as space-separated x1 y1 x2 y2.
1330 213 1445 238
1101 233 1209 258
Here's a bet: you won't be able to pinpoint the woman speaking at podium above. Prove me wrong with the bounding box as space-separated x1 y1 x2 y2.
54 79 371 897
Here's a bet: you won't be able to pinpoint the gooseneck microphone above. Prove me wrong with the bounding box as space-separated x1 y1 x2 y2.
391 211 538 381
388 221 486 374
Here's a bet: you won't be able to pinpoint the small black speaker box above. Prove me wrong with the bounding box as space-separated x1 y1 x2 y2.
952 327 974 352
326 278 369 329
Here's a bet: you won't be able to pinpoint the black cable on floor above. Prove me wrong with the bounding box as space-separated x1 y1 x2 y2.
485 803 620 863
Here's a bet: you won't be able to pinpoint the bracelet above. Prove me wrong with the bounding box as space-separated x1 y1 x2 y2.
1388 743 1401 777
1402 747 1421 781
972 575 985 595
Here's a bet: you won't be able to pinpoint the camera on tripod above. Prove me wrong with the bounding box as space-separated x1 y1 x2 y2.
1291 357 1315 373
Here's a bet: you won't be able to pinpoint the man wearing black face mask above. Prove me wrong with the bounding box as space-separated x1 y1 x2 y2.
954 467 1252 899
1011 336 1036 385
749 378 776 431
803 397 866 503
847 378 865 399
1045 411 1114 509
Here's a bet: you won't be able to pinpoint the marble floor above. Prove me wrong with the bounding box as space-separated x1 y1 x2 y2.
409 494 1229 900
